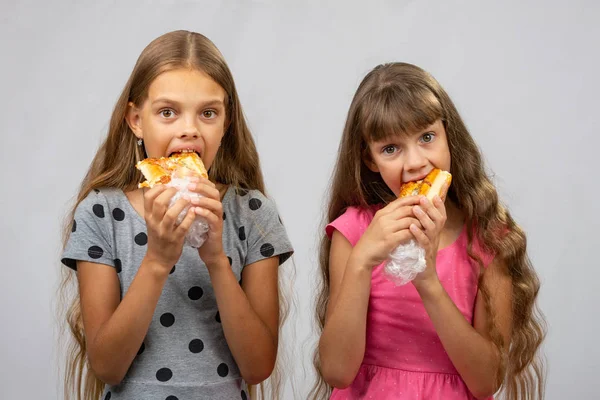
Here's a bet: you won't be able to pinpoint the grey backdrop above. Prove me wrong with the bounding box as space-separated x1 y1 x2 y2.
1 0 598 398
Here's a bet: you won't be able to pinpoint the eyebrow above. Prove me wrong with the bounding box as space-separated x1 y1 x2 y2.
151 98 225 108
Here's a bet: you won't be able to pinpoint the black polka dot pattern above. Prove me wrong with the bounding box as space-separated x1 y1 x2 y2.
238 227 246 241
156 367 173 382
71 220 77 232
217 363 229 377
166 396 178 400
114 259 122 273
160 313 175 327
104 392 111 400
93 204 105 218
260 243 275 258
223 212 226 220
88 246 103 259
241 390 248 400
170 265 176 274
137 342 145 355
112 208 125 221
249 198 262 210
188 286 203 300
215 311 221 323
135 232 148 246
189 339 204 353
227 256 232 266
93 189 100 194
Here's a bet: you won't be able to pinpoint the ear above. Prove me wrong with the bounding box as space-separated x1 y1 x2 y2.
362 148 380 173
125 101 143 139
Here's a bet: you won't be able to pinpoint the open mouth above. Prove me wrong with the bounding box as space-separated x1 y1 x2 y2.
169 149 201 158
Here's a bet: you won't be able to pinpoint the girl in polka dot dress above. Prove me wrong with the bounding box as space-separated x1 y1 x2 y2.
59 31 293 400
311 63 546 399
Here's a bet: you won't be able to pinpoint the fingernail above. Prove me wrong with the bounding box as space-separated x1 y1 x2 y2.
414 206 423 214
188 183 197 191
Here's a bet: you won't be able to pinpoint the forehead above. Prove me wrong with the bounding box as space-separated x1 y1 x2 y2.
359 87 443 144
147 68 226 103
368 119 445 145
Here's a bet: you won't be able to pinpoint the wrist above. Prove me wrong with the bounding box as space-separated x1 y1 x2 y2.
140 256 171 281
413 275 443 299
348 247 376 274
204 252 229 272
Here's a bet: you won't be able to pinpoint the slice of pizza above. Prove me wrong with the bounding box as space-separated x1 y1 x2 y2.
136 151 208 188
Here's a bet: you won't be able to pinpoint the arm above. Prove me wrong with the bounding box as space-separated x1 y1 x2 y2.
414 258 513 398
78 186 195 385
410 194 513 398
319 197 421 388
77 258 170 385
206 255 280 384
318 231 372 389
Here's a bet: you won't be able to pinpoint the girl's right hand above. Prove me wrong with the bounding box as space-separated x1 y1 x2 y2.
143 185 196 272
353 196 423 269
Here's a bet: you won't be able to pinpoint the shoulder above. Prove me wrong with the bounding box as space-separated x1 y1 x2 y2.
73 188 122 218
224 187 281 220
326 205 379 247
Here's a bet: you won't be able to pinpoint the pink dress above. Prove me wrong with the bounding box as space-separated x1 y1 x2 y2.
326 206 494 400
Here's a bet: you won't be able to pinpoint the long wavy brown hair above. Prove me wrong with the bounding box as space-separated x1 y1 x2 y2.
56 30 290 400
309 62 546 399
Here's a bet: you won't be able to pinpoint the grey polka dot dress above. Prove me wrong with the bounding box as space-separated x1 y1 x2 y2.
62 186 294 399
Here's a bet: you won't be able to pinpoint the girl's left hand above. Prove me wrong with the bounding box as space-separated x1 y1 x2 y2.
409 193 448 286
187 177 226 267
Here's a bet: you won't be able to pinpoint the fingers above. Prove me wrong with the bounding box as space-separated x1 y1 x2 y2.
388 217 422 232
409 224 431 247
194 206 221 230
187 178 219 200
412 196 447 239
189 196 223 219
391 228 415 246
143 185 169 215
380 195 423 215
163 197 192 227
149 187 178 219
175 207 197 236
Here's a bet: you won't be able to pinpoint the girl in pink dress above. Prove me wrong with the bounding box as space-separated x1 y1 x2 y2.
312 63 546 400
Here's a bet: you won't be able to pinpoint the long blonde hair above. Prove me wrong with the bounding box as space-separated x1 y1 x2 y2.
310 62 546 399
57 30 288 400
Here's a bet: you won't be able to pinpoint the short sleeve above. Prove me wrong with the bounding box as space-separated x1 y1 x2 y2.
469 225 497 268
325 206 376 247
244 191 294 266
61 190 115 270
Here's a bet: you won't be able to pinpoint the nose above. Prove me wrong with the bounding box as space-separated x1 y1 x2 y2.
178 115 199 139
404 146 427 173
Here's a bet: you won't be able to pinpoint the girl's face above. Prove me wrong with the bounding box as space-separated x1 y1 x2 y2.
365 119 451 197
126 68 227 169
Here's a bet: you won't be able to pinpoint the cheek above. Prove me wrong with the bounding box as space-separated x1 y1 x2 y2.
378 165 403 194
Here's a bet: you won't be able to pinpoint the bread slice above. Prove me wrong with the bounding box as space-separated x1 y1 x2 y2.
398 168 452 200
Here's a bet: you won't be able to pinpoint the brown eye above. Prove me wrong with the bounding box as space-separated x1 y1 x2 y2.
160 109 174 118
382 145 397 154
203 110 216 119
421 132 435 143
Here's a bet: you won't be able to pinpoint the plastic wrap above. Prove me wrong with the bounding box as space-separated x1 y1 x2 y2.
167 177 209 248
383 239 426 285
